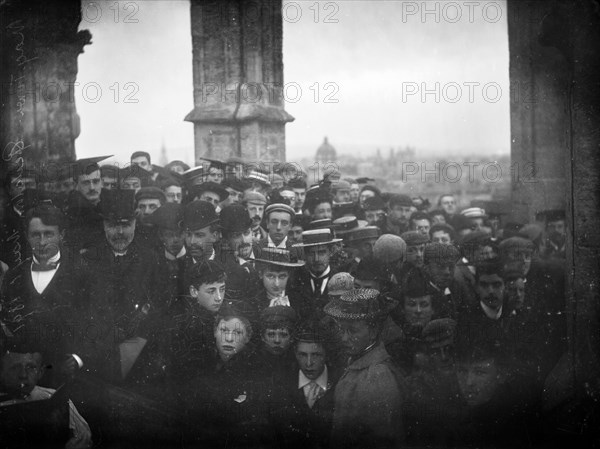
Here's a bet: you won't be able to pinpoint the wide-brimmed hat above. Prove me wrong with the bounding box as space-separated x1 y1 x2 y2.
333 216 367 236
180 200 220 231
346 226 381 244
324 288 391 321
189 181 229 202
254 247 305 268
292 229 342 248
99 189 136 223
220 203 252 232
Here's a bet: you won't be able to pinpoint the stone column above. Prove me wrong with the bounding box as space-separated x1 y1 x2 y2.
507 1 570 223
185 0 294 164
0 0 90 174
508 0 600 403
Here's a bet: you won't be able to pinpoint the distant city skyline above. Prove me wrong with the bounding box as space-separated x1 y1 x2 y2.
75 0 510 166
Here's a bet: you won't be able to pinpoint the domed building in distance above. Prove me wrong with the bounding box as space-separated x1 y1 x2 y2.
315 136 337 164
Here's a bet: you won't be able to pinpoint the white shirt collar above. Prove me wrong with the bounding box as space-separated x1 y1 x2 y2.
32 251 61 265
480 301 503 320
268 234 288 249
298 365 328 391
165 246 186 261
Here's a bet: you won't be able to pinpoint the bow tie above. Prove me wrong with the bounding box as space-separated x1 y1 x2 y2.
32 261 59 272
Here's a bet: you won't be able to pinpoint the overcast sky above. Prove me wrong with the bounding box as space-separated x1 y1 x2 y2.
76 0 509 165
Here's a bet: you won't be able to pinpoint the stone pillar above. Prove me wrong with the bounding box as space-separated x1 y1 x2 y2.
507 1 570 223
508 0 600 402
185 0 294 163
0 0 90 173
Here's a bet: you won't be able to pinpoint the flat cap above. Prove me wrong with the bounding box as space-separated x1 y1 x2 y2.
422 318 457 348
243 191 267 205
260 305 298 327
328 272 355 297
135 186 166 204
373 234 407 265
498 236 535 254
401 231 430 247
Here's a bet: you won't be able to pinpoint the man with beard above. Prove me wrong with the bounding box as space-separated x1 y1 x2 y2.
243 191 267 244
0 204 88 388
82 189 161 384
386 194 413 236
455 259 515 355
63 156 111 253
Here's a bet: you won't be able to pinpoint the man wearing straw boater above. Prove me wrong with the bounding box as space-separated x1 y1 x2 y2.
291 229 342 318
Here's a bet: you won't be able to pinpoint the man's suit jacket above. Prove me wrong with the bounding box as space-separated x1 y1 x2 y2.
288 266 337 320
0 249 89 387
270 366 340 449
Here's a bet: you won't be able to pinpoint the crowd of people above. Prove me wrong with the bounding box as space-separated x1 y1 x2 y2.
0 151 576 448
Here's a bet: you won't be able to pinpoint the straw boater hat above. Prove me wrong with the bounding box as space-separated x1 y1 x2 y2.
253 247 305 268
324 288 391 322
346 226 381 245
333 216 367 236
292 229 342 248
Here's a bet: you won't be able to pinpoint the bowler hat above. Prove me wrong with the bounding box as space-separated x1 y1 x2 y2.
292 229 342 248
146 203 183 230
324 288 390 321
100 189 136 222
254 248 305 268
180 200 220 231
220 203 252 233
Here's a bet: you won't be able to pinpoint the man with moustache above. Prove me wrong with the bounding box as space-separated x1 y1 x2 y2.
63 156 111 253
82 189 161 383
243 191 268 244
386 194 413 236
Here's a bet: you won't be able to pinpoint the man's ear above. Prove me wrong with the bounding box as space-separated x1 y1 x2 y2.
189 285 198 298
